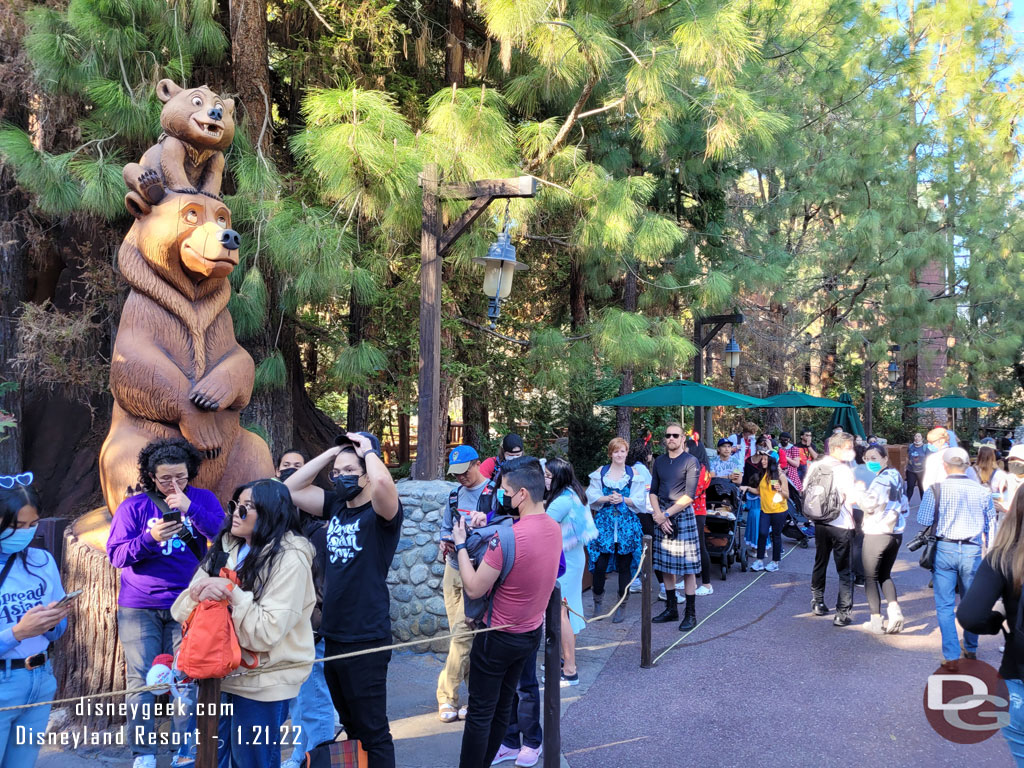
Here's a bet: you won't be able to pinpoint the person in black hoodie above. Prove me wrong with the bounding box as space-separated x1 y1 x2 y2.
958 488 1024 762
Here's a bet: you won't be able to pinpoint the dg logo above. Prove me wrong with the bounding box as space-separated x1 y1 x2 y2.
923 659 1010 744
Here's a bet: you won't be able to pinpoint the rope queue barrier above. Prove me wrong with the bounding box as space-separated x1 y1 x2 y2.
561 544 649 624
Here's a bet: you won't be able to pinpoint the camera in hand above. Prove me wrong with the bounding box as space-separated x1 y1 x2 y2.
906 529 930 552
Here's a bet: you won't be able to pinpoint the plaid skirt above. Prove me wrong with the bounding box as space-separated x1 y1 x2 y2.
653 507 701 576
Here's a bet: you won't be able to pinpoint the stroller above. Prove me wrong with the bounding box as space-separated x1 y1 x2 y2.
704 478 747 579
782 479 813 548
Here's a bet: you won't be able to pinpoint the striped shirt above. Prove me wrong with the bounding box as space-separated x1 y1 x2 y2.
916 475 995 543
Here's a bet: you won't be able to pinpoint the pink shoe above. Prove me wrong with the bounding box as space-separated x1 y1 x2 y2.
491 745 520 764
515 745 542 767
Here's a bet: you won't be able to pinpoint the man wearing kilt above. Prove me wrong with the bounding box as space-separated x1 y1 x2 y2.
649 423 702 631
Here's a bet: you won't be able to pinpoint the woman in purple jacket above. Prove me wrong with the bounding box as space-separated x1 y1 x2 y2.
106 438 225 768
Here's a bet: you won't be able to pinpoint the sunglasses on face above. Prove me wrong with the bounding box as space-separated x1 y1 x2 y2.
665 433 682 439
228 500 255 520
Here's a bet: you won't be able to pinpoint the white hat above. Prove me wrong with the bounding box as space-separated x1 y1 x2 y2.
1008 444 1024 463
942 447 969 467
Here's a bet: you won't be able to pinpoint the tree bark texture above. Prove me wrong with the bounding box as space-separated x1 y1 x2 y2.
56 509 125 729
616 269 637 440
445 0 465 86
346 284 371 432
228 0 271 153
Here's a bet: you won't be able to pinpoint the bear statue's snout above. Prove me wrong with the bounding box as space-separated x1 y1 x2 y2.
208 106 223 122
217 228 240 251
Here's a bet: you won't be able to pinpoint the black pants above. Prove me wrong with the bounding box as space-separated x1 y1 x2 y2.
862 533 902 615
323 638 394 768
811 524 854 616
906 470 924 502
695 514 711 584
459 628 542 768
851 508 865 582
501 650 541 750
638 513 664 584
757 512 784 562
592 551 633 597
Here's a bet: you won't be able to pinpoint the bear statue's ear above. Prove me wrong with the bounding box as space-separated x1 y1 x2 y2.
222 98 235 116
157 79 183 104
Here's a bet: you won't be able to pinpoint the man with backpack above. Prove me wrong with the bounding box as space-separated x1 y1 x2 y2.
436 445 490 725
452 457 562 768
917 447 996 669
804 432 863 626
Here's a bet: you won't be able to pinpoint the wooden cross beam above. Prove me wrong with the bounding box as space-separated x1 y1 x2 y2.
413 166 537 480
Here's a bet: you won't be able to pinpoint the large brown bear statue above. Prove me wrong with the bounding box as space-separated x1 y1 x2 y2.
99 192 273 511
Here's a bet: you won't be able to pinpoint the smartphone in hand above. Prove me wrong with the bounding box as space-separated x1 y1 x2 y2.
162 510 182 525
56 590 84 607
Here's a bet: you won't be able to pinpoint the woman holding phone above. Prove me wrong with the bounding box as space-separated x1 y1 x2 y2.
107 438 225 768
0 478 71 766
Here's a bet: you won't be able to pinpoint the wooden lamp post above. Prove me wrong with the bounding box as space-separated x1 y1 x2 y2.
412 165 537 480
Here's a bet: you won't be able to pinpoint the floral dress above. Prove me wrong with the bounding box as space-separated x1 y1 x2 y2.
586 465 645 563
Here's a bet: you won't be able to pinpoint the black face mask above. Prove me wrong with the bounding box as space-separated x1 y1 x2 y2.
497 488 520 517
334 474 363 501
278 467 298 482
1010 464 1024 477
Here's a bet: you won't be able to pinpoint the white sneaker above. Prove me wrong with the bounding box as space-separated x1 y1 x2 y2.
695 584 714 596
629 579 643 594
658 584 667 601
750 560 765 572
133 758 157 768
766 561 779 572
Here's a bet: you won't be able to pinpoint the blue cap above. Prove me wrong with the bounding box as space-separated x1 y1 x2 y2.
717 438 733 447
448 445 480 474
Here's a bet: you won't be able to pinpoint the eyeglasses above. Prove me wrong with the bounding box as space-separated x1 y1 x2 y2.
665 433 682 439
228 500 255 520
0 473 33 489
155 474 188 486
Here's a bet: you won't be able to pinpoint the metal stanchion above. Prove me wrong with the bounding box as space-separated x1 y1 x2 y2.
543 585 562 768
195 678 221 768
641 535 653 668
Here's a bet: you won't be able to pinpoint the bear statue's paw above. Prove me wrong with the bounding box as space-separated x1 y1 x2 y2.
138 169 166 205
189 390 222 412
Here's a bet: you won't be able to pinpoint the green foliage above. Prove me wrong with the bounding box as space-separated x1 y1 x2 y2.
254 351 287 392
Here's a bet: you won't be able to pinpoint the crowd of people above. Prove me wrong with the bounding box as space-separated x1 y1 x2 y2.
1 418 1023 767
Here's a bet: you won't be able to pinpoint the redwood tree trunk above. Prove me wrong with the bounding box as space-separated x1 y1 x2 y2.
229 0 270 151
616 269 638 440
445 0 465 86
346 285 371 432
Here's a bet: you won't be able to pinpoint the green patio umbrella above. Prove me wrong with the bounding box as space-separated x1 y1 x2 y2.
908 396 999 409
749 390 855 435
598 379 770 433
908 395 999 432
826 393 866 439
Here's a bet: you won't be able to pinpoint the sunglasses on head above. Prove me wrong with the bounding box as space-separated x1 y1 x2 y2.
228 500 255 520
0 473 33 489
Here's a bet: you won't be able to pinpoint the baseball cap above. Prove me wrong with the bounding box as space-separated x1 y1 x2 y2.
1007 444 1024 463
779 431 792 441
941 447 969 467
447 445 480 475
335 431 382 456
501 434 525 454
717 438 734 447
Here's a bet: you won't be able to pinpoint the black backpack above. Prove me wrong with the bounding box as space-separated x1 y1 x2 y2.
803 461 842 524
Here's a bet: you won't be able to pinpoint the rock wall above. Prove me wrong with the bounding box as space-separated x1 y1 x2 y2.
388 479 455 652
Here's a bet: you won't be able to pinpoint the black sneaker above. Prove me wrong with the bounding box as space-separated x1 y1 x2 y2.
811 601 829 616
833 614 853 627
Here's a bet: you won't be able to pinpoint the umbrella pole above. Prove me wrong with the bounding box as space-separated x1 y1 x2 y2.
792 409 796 436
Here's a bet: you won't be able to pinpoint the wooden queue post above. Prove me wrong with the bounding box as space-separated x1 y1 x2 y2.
543 585 562 768
640 535 653 668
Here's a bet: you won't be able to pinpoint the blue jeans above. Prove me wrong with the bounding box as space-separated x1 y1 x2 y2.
288 639 339 761
0 662 57 767
117 606 195 759
1004 678 1024 766
501 644 542 751
933 541 981 662
217 692 288 768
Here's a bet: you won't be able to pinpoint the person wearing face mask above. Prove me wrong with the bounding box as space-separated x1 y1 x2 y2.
859 446 908 634
452 457 562 768
274 448 341 768
924 427 979 491
107 438 224 768
172 480 315 768
285 432 402 768
807 432 864 626
0 480 71 767
906 433 927 503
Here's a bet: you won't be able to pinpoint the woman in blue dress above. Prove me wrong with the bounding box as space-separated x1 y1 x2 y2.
544 457 595 686
586 438 647 622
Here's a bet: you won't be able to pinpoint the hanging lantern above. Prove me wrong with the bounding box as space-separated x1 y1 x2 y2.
472 210 528 326
724 334 741 379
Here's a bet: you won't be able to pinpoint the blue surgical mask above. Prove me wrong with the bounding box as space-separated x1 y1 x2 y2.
0 526 37 554
866 461 882 473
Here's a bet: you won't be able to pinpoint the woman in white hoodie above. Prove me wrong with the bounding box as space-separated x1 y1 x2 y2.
859 446 908 635
172 479 315 768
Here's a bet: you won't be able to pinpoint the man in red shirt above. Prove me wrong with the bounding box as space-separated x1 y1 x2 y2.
453 457 562 768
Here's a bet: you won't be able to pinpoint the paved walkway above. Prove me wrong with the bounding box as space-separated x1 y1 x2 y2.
38 533 1015 767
